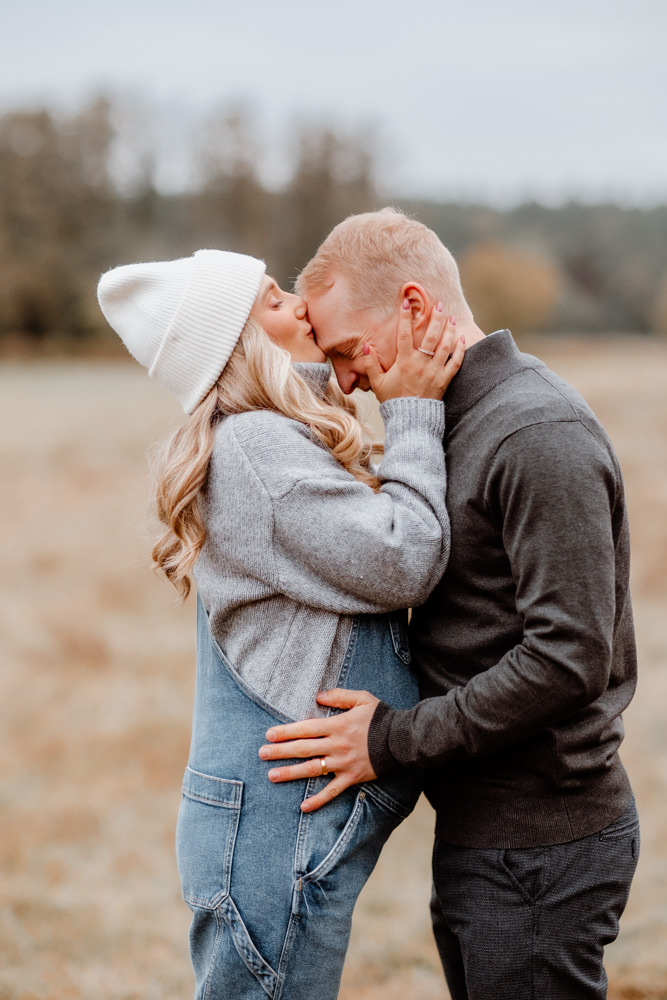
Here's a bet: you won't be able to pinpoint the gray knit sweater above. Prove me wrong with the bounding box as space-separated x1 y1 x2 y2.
193 363 449 721
368 332 637 848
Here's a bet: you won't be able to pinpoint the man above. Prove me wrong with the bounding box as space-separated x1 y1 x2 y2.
258 208 638 999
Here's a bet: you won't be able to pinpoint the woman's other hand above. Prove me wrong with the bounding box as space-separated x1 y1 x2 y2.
363 299 465 403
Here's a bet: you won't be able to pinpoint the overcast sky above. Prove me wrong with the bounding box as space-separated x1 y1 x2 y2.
1 0 666 205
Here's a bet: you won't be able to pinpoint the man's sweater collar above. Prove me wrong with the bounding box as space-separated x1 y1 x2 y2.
293 361 331 398
444 330 533 417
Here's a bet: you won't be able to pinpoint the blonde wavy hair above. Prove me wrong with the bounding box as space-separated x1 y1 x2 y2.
152 318 380 601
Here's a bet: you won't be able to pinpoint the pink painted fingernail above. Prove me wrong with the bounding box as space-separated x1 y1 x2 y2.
460 335 466 344
436 301 443 312
402 298 410 310
451 315 457 325
362 342 370 356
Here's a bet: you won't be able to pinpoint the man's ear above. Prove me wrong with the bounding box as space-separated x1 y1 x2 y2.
399 282 431 331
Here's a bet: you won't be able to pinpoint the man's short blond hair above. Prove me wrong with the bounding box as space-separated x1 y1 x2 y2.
296 207 471 321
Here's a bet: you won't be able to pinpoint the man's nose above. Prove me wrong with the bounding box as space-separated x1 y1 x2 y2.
332 362 359 395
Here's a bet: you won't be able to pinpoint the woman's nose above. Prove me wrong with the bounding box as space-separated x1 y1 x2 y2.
293 296 308 319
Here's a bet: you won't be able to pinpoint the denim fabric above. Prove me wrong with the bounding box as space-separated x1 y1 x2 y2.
175 597 421 1000
430 800 640 1000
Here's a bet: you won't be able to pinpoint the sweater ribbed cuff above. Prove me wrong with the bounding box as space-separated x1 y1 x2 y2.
368 700 399 778
379 396 445 437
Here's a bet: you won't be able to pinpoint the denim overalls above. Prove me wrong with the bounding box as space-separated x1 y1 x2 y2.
175 597 421 1000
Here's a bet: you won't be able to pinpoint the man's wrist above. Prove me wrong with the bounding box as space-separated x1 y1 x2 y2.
367 700 398 777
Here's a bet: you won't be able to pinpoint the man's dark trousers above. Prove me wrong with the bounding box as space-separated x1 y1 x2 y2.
430 801 639 1000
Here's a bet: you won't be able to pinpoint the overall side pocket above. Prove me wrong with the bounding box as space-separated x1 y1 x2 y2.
176 766 243 910
300 784 406 887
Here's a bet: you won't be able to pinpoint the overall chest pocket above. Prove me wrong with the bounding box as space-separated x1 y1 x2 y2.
176 766 243 909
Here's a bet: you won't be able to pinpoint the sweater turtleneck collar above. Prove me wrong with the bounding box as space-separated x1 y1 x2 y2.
293 361 332 399
444 330 536 418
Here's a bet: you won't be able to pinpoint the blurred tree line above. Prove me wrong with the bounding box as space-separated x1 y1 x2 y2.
1 96 666 350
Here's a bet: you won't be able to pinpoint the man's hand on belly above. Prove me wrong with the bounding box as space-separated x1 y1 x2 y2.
258 689 380 812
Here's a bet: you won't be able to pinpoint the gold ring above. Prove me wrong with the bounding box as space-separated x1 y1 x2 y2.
320 757 329 776
417 347 436 356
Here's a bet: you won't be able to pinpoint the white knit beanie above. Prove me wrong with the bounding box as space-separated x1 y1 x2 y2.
97 249 266 413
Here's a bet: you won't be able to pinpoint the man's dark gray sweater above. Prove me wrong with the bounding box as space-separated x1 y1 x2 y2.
368 331 637 849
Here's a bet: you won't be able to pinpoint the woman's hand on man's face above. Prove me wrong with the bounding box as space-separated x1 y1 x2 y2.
258 688 380 812
363 299 465 404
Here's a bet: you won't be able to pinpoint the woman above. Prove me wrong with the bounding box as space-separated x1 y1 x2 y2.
97 248 463 1000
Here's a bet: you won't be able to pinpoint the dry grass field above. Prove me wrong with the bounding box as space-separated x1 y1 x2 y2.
1 336 666 999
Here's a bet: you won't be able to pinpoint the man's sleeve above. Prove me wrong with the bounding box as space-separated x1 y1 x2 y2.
368 418 621 775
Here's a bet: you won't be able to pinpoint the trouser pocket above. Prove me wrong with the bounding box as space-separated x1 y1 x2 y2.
176 767 280 998
297 781 407 898
598 800 640 843
176 766 243 908
272 784 408 1000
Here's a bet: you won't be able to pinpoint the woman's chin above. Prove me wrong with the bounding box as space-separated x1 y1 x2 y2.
302 346 327 363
